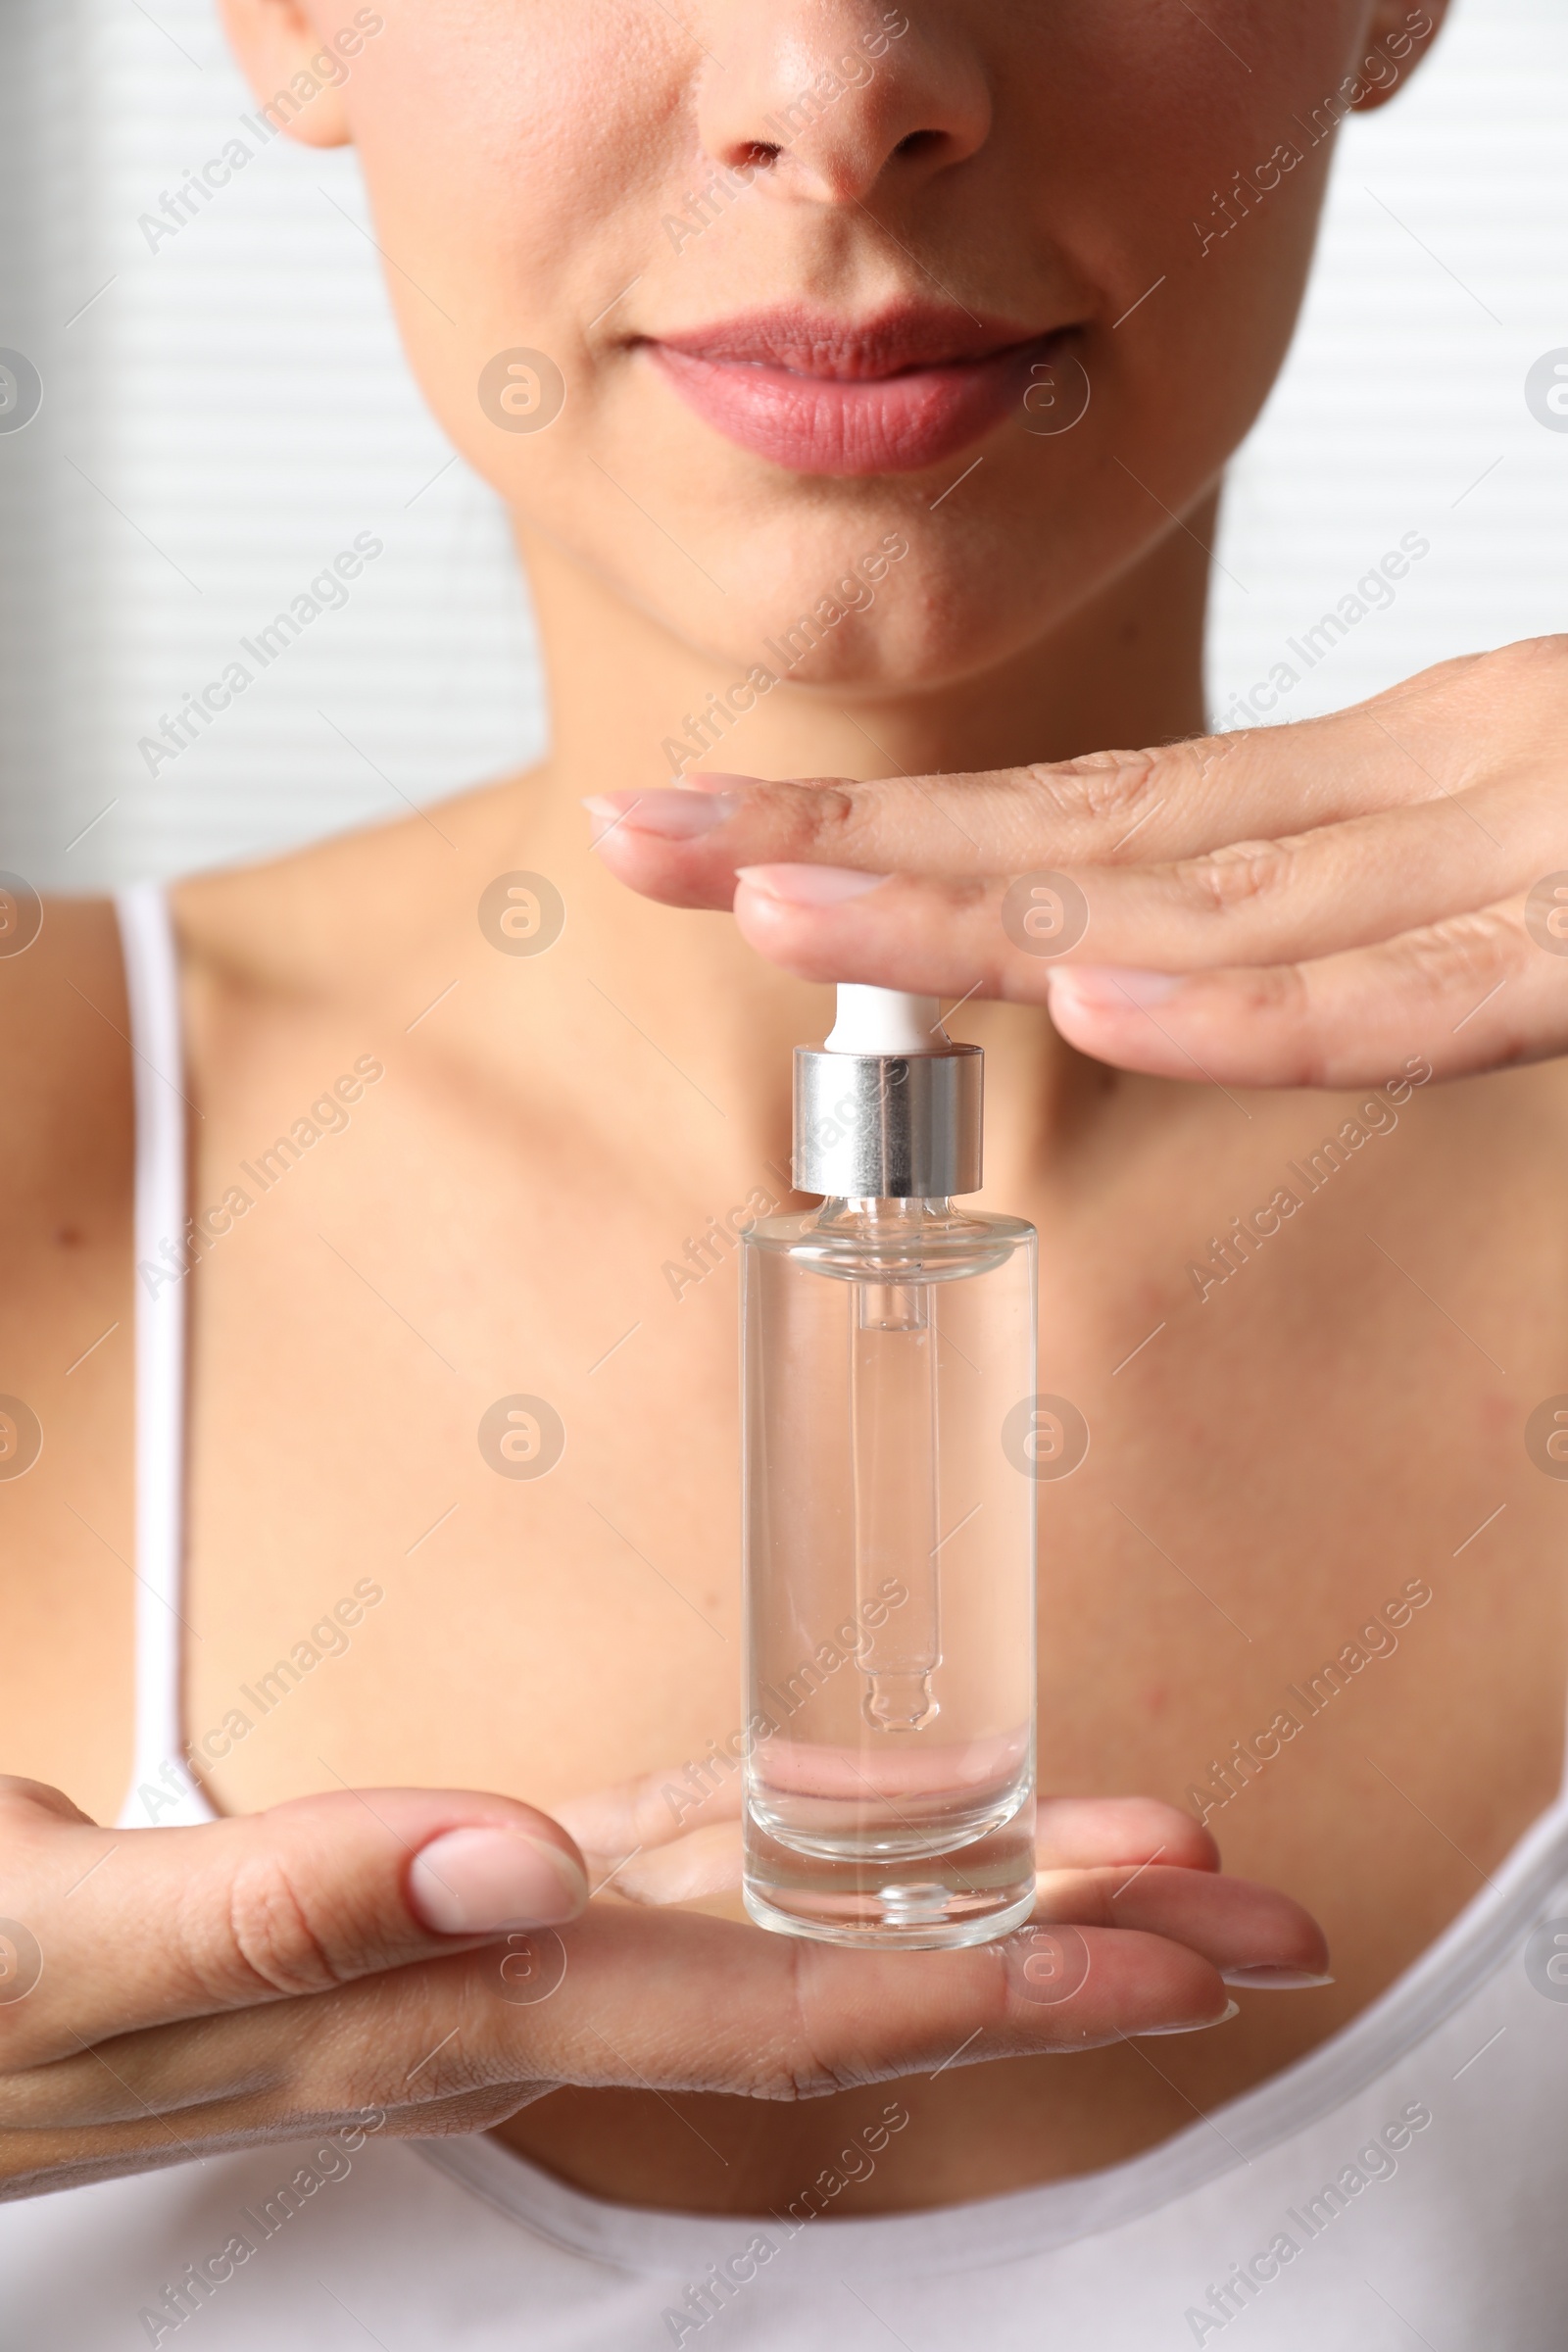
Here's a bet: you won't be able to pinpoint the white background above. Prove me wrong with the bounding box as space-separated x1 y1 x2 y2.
0 0 1564 889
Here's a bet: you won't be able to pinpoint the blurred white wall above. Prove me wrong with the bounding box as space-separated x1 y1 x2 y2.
1211 0 1568 734
0 0 1564 890
0 0 543 888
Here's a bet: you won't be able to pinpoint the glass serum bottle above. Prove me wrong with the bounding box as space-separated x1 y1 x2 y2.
741 986 1038 1948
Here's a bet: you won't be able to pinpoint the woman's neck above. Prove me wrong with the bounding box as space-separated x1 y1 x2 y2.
189 495 1218 1183
515 488 1216 795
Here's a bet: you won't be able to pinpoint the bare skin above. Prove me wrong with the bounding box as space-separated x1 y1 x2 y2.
6 0 1561 2226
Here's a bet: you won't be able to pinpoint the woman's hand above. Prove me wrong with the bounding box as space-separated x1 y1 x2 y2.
0 1772 1324 2197
587 639 1568 1090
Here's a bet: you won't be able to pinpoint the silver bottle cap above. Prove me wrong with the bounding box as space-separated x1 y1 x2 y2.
793 1042 983 1198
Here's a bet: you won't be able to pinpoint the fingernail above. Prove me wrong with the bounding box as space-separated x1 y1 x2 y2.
737 862 890 906
583 789 740 840
1139 1999 1241 2035
1050 965 1184 1010
409 1830 588 1935
1222 1966 1337 1989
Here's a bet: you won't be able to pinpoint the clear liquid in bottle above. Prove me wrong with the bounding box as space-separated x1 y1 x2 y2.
742 1196 1037 1948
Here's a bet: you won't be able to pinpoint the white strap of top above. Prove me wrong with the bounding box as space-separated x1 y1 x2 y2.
114 885 211 1827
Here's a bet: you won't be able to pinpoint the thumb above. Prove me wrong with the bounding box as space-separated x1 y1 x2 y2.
0 1780 587 2063
404 1811 588 1935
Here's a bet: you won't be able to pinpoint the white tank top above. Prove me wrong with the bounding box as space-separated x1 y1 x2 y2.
7 884 1568 2349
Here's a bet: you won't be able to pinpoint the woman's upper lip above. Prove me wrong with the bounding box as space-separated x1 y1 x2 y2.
646 307 1052 380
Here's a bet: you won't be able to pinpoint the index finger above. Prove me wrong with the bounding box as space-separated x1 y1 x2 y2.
18 1902 1242 2155
585 690 1461 907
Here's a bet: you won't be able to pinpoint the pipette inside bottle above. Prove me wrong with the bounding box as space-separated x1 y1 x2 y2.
852 1271 942 1730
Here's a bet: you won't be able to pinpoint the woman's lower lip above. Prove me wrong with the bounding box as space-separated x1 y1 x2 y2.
645 338 1054 477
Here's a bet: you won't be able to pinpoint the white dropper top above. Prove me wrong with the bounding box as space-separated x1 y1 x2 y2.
824 985 949 1054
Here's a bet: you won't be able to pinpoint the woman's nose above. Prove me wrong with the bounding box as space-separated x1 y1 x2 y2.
700 4 992 207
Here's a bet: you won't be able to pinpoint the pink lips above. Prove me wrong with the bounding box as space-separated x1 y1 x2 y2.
644 309 1059 477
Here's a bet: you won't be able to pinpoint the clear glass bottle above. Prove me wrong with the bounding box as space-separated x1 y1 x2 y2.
741 990 1037 1949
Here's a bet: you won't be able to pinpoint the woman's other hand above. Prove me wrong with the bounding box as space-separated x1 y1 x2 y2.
587 639 1568 1091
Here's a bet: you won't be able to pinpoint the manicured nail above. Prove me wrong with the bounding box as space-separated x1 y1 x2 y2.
1139 1999 1241 2035
583 789 740 840
409 1829 588 1935
737 862 890 906
1222 1966 1336 1989
1050 965 1184 1010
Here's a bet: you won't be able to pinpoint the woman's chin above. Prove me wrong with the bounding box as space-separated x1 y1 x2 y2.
511 420 1128 709
693 571 1093 702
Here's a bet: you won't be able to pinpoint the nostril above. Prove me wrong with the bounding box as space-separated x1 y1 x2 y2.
895 128 944 160
737 140 781 172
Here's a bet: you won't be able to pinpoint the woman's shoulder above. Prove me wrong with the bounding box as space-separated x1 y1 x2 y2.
170 762 544 1007
0 893 137 1820
0 892 133 1261
0 889 134 1467
1 752 540 1183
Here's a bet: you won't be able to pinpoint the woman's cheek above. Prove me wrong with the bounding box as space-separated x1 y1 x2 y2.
346 6 674 465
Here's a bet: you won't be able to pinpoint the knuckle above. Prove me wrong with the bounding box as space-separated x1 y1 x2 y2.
1232 959 1313 1017
1173 836 1296 915
1480 633 1568 689
1023 737 1224 843
0 1779 91 1828
1218 962 1336 1089
201 1854 350 2001
1412 638 1568 750
945 873 992 919
1023 749 1163 833
1493 637 1568 741
1390 907 1535 1065
1441 639 1568 793
792 781 862 855
1394 905 1519 990
1388 648 1486 706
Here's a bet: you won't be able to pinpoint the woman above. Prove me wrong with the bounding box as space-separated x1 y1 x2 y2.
4 0 1567 2342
